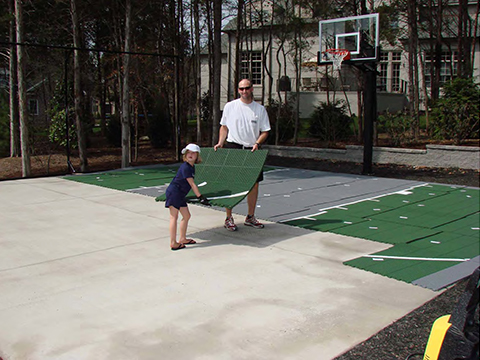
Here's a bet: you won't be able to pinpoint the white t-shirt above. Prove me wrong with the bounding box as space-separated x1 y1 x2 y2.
220 98 271 147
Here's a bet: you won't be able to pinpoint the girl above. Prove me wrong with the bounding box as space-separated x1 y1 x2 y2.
165 143 210 250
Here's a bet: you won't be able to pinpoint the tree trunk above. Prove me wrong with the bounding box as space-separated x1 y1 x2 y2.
205 1 213 145
211 0 222 145
15 0 31 177
70 0 88 172
432 0 443 102
121 0 132 168
419 52 430 134
293 4 302 146
470 1 480 75
234 0 244 95
457 0 471 78
9 0 20 157
193 0 202 143
407 0 419 139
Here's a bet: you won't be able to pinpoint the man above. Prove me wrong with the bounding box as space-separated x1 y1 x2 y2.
214 79 271 231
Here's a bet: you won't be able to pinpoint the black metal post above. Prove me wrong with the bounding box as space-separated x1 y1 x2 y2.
64 50 75 173
362 63 377 175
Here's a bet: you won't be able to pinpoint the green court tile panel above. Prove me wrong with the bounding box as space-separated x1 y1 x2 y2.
434 213 480 236
156 148 268 209
417 191 479 216
344 238 479 284
407 183 462 196
368 206 466 228
65 166 179 191
330 200 398 218
365 193 427 208
285 209 367 232
282 183 478 288
331 219 440 244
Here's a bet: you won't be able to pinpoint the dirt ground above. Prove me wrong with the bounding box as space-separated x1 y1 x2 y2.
0 144 478 359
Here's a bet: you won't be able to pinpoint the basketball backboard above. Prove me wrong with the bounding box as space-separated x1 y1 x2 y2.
318 13 379 64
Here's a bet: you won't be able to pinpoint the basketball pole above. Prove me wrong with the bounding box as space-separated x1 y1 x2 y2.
362 62 377 175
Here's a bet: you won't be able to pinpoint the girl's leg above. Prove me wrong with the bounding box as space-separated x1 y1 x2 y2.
178 206 191 243
169 206 181 248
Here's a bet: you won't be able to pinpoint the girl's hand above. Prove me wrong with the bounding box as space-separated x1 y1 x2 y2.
197 195 211 206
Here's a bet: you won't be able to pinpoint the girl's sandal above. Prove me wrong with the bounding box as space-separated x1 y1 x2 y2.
171 243 186 251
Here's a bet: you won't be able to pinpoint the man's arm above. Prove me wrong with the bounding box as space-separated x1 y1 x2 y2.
252 131 269 151
214 125 229 151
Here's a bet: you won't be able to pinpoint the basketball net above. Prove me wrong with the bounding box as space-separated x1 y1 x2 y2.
323 49 351 78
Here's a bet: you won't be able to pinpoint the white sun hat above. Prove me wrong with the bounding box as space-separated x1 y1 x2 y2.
181 143 201 154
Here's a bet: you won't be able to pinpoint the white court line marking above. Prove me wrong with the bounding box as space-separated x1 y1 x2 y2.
281 183 430 222
126 184 169 192
362 255 470 262
209 191 249 200
265 168 290 174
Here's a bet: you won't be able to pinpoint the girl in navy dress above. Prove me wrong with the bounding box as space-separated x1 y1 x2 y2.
165 143 210 250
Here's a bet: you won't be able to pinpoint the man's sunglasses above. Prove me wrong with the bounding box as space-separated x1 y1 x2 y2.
238 86 252 91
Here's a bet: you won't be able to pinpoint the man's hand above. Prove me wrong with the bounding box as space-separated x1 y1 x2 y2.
252 143 260 152
197 195 211 206
214 143 223 151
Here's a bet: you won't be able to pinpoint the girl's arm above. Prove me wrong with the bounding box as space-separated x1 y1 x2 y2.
186 177 201 197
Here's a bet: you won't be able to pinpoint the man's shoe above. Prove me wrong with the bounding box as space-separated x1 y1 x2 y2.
244 215 264 229
224 216 238 231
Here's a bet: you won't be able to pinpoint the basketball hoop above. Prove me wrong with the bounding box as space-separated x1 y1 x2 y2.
322 49 351 77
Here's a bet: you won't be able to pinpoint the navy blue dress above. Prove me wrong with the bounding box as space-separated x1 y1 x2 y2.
165 162 195 209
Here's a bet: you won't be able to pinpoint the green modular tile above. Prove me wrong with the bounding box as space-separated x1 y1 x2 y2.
456 187 480 198
409 184 460 196
344 254 464 284
331 219 438 244
289 183 478 287
369 209 459 229
343 231 478 284
389 260 458 283
66 149 267 209
344 257 412 276
419 192 479 217
157 148 268 209
369 193 426 208
333 201 396 218
65 166 179 191
444 242 480 259
434 213 480 235
284 210 366 232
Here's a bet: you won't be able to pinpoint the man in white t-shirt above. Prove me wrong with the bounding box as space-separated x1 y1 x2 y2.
214 79 271 231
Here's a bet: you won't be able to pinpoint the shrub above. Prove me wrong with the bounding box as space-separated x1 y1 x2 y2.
430 78 480 144
308 100 353 142
48 106 77 148
265 99 295 144
377 111 412 146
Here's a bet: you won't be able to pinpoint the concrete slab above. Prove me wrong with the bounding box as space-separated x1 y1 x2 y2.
0 177 438 360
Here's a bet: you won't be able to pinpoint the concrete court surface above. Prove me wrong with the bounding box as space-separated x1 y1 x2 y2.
0 176 439 360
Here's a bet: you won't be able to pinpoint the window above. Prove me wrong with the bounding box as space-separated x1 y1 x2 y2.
241 51 262 85
391 52 401 61
392 63 401 92
28 99 38 115
378 51 403 93
377 63 388 91
423 50 458 87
